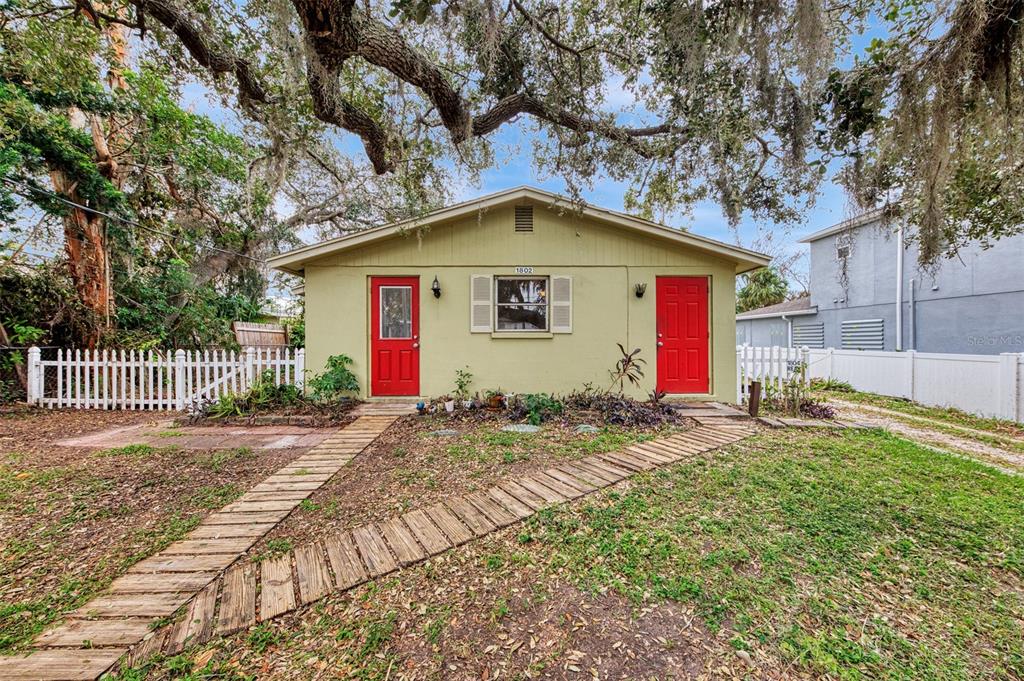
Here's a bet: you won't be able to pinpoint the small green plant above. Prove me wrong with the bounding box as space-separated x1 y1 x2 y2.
96 444 160 457
811 377 855 392
608 343 646 392
205 369 301 418
307 354 360 401
453 367 473 399
518 393 563 425
247 623 282 653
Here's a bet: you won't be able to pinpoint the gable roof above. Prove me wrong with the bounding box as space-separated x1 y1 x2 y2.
736 296 817 320
268 186 770 275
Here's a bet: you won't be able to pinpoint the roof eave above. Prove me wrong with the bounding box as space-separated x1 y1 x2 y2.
736 307 818 321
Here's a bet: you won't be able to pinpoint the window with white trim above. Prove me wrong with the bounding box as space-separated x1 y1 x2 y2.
495 276 548 331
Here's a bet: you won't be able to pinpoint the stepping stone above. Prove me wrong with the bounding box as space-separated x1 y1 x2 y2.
215 564 256 635
35 618 153 648
402 509 454 554
378 517 427 565
428 429 459 437
260 555 296 619
502 424 541 433
108 572 216 594
324 533 367 589
422 503 474 545
574 424 600 433
0 648 126 680
294 544 333 604
351 524 398 577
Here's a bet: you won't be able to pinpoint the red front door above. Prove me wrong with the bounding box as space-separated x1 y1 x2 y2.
370 277 419 396
656 277 709 394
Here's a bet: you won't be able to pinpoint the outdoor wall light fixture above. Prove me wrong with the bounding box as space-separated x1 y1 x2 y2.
634 283 647 298
431 276 442 298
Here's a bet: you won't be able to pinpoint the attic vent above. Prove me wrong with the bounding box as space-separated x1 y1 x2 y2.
514 205 534 232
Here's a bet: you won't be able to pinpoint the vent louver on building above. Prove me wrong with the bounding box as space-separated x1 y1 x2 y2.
793 323 825 349
841 319 884 350
514 205 534 232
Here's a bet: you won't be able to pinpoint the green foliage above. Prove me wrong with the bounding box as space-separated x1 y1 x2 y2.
206 370 302 418
307 354 360 401
608 344 646 393
284 314 305 348
736 267 789 313
519 393 564 426
453 366 473 399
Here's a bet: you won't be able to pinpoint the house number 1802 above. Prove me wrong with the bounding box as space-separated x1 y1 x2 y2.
514 266 534 274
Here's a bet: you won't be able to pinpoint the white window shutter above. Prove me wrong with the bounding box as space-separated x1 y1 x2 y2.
550 275 572 333
470 275 492 332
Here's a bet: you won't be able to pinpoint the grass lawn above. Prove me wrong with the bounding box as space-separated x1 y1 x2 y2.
124 428 1024 680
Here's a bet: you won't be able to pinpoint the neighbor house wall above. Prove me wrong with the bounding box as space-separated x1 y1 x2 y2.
736 317 789 347
808 220 1024 353
303 203 739 402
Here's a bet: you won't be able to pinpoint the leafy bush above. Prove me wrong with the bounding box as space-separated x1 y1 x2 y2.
306 354 359 401
563 389 678 428
509 393 564 425
206 369 301 418
800 400 837 419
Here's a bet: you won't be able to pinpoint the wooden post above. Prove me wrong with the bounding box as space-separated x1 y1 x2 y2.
244 347 256 391
748 380 761 417
295 348 305 391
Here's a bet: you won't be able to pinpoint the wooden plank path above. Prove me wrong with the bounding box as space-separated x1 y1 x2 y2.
112 423 757 675
0 415 396 681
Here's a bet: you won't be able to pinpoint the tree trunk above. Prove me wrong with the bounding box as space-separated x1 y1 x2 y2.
49 11 129 348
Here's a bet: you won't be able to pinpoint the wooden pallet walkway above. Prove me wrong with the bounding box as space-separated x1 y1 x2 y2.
113 423 756 674
0 415 396 681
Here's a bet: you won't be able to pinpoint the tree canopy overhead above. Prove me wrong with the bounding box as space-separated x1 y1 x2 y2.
127 0 1023 257
2 0 1022 351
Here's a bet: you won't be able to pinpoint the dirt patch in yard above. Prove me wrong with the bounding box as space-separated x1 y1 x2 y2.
249 414 686 558
0 406 318 652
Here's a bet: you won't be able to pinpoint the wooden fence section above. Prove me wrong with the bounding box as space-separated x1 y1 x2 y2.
25 346 304 411
738 345 1024 423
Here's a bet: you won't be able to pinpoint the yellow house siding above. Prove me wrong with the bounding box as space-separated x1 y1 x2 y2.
302 203 739 402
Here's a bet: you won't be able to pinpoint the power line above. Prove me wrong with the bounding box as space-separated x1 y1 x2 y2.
1 176 266 263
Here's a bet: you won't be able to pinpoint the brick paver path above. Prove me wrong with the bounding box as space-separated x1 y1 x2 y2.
0 415 397 681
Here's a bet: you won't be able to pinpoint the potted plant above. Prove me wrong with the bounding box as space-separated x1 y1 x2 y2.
441 395 455 413
484 388 505 410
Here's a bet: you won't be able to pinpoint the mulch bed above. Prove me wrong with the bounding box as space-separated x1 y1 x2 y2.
249 412 687 556
0 406 313 652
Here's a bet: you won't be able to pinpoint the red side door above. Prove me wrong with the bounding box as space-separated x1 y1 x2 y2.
656 276 709 394
370 277 419 396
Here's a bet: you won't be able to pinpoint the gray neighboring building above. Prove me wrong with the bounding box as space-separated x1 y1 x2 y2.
737 211 1024 354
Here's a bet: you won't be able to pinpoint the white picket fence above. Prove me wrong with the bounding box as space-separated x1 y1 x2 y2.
24 346 304 411
737 345 1024 423
735 345 809 403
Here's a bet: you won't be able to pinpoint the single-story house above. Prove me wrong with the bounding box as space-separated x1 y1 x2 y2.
269 186 769 402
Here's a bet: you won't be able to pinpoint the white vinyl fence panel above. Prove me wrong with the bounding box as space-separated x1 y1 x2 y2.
738 345 1024 423
25 346 304 411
